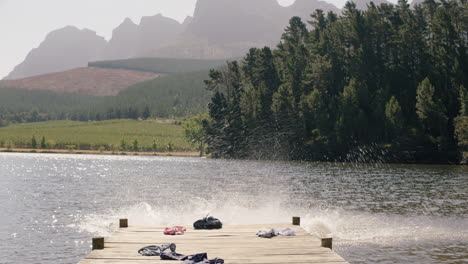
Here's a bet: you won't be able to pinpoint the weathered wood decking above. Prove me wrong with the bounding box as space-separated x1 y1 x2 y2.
78 221 349 264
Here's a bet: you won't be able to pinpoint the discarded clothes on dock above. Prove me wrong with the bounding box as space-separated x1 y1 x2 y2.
138 243 223 264
193 216 222 230
256 227 296 238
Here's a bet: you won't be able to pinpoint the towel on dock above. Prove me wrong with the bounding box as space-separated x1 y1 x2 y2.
138 243 176 256
193 216 222 230
164 226 187 235
257 227 296 238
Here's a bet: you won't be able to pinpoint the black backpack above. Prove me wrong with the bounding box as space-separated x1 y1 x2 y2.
193 216 223 230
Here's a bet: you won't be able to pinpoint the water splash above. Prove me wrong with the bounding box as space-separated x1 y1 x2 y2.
76 198 296 237
77 200 468 250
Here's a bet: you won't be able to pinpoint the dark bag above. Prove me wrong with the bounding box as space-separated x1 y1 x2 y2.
193 216 223 230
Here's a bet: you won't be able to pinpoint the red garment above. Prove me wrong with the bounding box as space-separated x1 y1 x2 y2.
164 226 186 235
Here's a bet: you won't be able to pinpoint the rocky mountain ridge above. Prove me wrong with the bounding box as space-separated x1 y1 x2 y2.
6 0 399 80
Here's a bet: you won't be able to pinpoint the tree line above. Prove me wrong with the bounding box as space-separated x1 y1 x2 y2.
1 135 176 153
0 71 211 125
0 106 152 126
201 0 468 164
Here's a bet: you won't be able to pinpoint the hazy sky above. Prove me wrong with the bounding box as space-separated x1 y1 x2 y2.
0 0 355 79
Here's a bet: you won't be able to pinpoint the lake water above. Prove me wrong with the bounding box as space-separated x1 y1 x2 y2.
0 152 466 264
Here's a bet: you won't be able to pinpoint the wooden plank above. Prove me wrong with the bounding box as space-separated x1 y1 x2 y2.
77 224 349 264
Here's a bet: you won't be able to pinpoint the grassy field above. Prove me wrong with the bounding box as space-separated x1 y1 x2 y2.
0 119 194 152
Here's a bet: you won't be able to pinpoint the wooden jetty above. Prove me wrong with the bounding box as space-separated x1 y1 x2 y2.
78 217 349 264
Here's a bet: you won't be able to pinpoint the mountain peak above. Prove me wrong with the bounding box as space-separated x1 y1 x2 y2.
122 17 136 26
183 16 193 25
6 27 106 80
140 13 181 26
44 26 102 43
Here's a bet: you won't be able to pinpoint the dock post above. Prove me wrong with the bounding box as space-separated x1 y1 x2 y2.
321 237 332 250
120 218 128 228
92 237 104 250
292 216 301 226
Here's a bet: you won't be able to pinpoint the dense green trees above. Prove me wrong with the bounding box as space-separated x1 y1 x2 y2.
182 114 209 156
455 86 468 162
203 0 467 163
416 78 448 139
385 96 404 139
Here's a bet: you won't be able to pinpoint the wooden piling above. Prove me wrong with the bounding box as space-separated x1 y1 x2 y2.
92 237 104 250
321 237 333 249
119 218 128 228
292 216 301 225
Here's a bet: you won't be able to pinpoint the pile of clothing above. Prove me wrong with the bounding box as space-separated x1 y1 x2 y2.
139 216 224 263
193 216 222 230
256 227 296 238
164 226 187 235
138 243 223 264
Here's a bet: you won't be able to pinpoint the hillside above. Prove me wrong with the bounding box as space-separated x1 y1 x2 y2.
5 26 106 80
6 0 342 79
0 87 101 115
88 57 230 74
0 70 211 122
0 67 162 96
107 70 211 117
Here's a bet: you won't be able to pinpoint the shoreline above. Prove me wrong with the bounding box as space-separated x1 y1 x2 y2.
0 148 200 157
1 148 465 166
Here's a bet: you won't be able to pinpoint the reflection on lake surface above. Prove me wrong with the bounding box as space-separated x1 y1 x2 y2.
0 153 466 264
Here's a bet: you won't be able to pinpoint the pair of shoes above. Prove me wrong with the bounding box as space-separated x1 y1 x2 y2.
138 243 176 256
193 216 223 230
